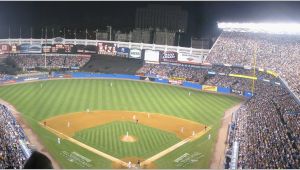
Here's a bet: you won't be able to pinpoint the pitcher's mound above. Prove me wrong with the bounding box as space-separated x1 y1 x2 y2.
120 135 137 142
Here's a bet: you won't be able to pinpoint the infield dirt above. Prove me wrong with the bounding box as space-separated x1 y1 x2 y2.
42 110 206 139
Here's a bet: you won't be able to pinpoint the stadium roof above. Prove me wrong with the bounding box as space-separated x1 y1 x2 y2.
218 22 300 35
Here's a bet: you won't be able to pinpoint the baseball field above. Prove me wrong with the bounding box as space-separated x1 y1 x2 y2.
0 79 242 168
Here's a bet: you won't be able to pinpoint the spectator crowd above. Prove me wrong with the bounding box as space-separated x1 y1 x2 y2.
207 31 300 99
0 104 31 168
232 81 300 169
10 54 91 68
138 63 300 169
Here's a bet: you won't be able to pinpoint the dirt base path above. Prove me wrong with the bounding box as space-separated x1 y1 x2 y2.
0 99 60 169
43 110 205 140
209 102 244 169
41 123 128 167
42 110 210 168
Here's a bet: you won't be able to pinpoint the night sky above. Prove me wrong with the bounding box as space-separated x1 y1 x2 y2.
1 1 300 39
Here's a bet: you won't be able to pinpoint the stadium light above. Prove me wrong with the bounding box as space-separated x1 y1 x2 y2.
218 22 300 35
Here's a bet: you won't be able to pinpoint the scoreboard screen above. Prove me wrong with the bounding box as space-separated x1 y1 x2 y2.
64 44 74 53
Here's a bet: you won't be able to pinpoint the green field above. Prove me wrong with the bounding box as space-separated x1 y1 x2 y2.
74 121 180 159
0 79 242 168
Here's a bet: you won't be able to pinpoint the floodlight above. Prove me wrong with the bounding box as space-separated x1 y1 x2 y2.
217 22 300 35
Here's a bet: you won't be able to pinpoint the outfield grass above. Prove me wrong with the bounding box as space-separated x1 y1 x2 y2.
0 79 242 168
74 121 180 159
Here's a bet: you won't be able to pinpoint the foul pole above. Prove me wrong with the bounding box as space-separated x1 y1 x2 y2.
44 27 47 68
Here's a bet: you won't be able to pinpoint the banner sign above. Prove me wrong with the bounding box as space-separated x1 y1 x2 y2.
243 91 253 98
160 51 178 62
169 79 184 85
144 50 160 62
231 89 243 96
42 44 52 53
129 49 142 59
116 47 130 57
64 44 75 53
11 44 17 53
0 44 11 53
76 45 85 53
202 85 217 92
20 44 30 53
51 44 64 53
28 44 42 53
178 53 202 64
98 42 117 56
208 71 216 75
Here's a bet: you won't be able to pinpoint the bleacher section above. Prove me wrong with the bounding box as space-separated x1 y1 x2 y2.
81 55 144 74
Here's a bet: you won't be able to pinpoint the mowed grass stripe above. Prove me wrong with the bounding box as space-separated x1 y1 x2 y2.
0 79 242 168
74 121 180 158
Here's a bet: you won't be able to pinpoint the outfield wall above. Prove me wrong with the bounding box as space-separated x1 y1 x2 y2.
0 72 253 98
51 72 253 98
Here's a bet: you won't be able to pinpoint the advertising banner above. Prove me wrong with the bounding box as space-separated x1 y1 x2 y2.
129 49 142 59
42 44 52 53
243 91 253 98
144 50 160 62
0 44 11 53
208 71 216 75
116 47 130 58
98 42 117 56
178 53 202 64
11 44 17 53
76 45 85 53
182 81 202 90
64 44 75 53
28 44 42 53
217 86 231 94
169 77 185 85
202 85 217 92
160 51 177 62
231 89 243 96
20 44 30 53
51 44 64 53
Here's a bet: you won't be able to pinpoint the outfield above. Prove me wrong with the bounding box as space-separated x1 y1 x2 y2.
0 79 242 168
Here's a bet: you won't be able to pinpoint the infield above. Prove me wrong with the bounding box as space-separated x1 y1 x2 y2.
42 110 206 139
41 110 209 168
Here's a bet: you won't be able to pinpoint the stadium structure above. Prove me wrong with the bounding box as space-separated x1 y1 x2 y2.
0 22 299 169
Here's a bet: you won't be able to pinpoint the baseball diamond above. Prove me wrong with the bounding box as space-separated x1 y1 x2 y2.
0 79 242 168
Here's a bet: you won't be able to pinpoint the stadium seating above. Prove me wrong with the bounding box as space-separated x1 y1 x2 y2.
207 31 300 100
0 104 31 168
80 55 144 74
9 54 91 69
137 63 300 169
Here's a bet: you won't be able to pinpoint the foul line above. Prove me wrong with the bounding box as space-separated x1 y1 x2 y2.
40 122 210 168
141 127 211 166
39 122 128 167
